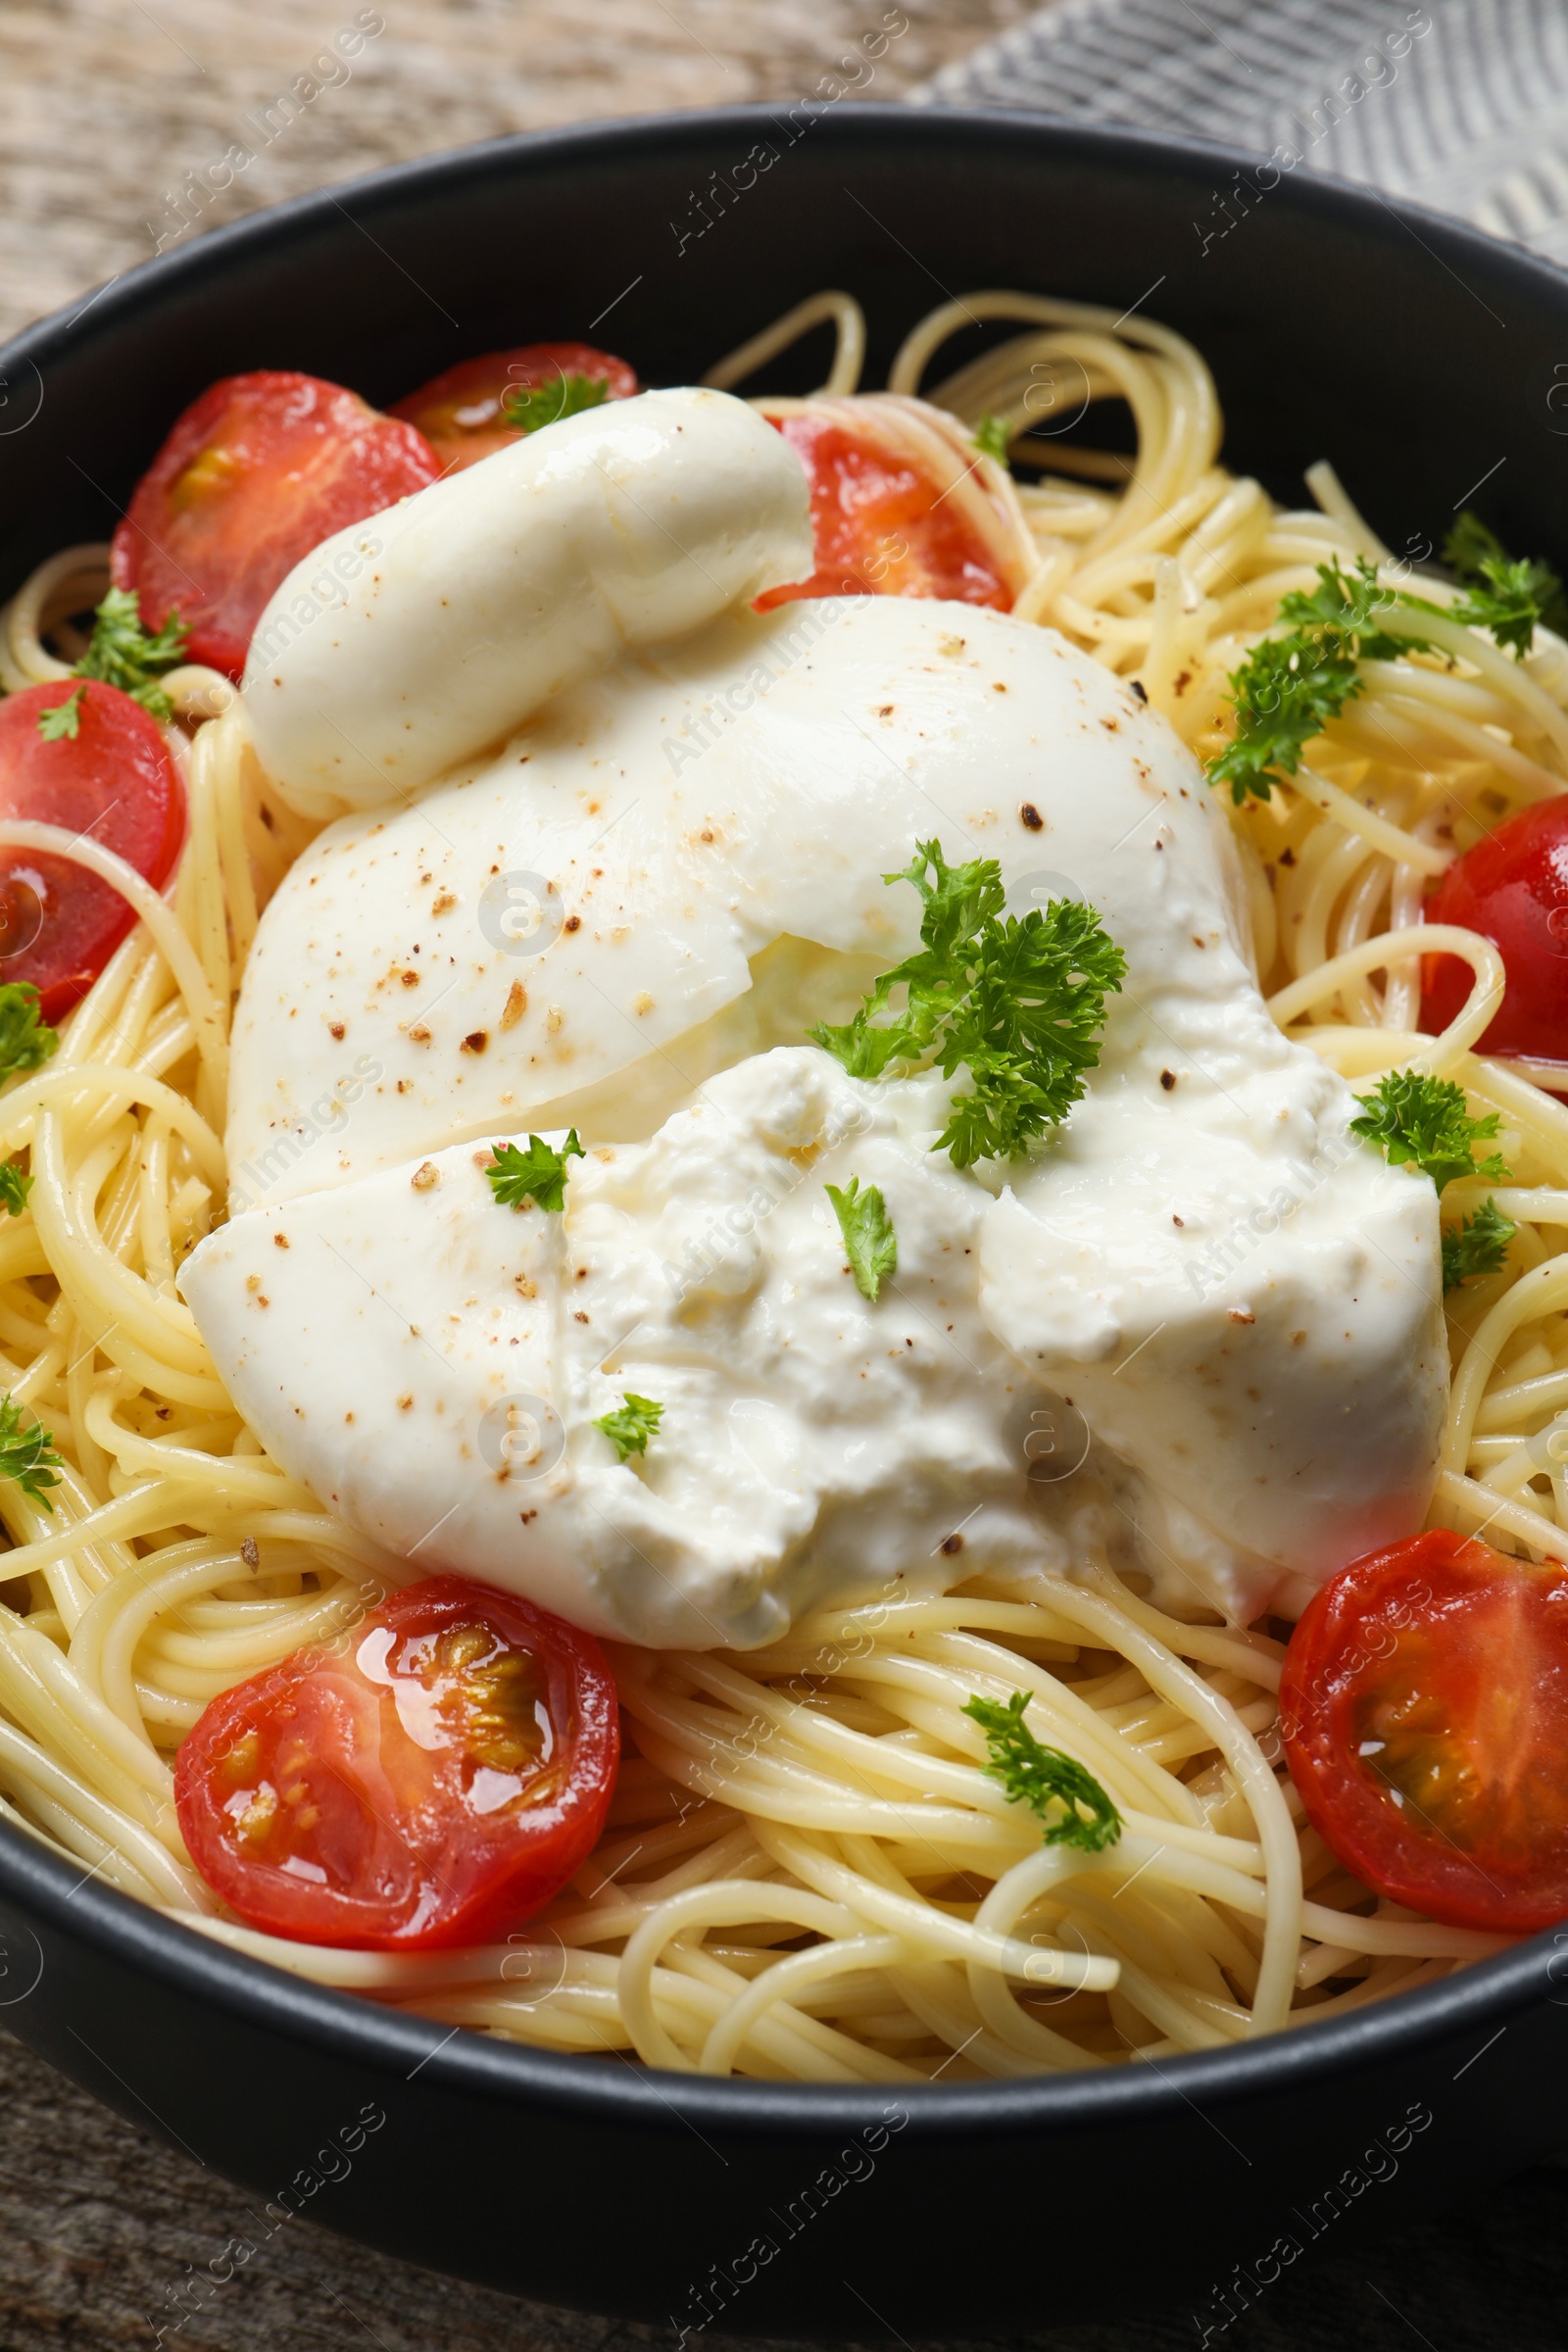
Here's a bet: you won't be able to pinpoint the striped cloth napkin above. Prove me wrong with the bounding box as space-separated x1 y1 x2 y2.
918 0 1568 264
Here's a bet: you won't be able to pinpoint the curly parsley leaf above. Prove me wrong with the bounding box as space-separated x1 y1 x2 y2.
1444 512 1568 644
824 1176 898 1302
0 1162 33 1218
810 841 1126 1168
502 373 610 434
594 1393 663 1461
484 1130 584 1213
0 985 57 1089
36 684 84 742
973 414 1011 467
1349 1070 1510 1194
1442 1197 1516 1291
1450 563 1554 659
1210 537 1568 803
962 1689 1122 1853
1208 559 1420 805
74 588 188 719
0 1394 61 1511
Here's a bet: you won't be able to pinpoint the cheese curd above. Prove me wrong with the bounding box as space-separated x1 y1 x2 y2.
182 389 1448 1640
244 386 813 819
185 1050 1065 1647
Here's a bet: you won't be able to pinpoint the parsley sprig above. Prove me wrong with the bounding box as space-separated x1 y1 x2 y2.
824 1177 898 1302
1445 511 1568 644
73 588 188 720
1209 560 1417 805
0 985 57 1088
963 1689 1122 1853
502 374 610 434
1350 1072 1519 1297
36 685 85 742
1442 1198 1516 1292
973 414 1011 467
1210 546 1562 803
485 1131 584 1212
1349 1070 1510 1193
0 1162 32 1218
594 1393 662 1461
810 842 1126 1168
0 1394 62 1510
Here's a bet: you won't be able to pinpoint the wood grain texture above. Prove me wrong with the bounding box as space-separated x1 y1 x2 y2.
0 0 1031 342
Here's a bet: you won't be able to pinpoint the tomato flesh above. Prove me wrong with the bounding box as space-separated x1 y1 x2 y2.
0 681 186 1021
391 342 639 472
757 413 1013 612
1281 1529 1568 1934
1423 797 1568 1058
111 371 441 679
174 1575 619 1949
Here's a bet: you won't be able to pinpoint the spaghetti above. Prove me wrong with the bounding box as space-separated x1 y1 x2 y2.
0 287 1558 2079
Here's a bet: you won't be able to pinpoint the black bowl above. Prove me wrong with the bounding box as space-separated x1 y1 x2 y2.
1 104 1567 2339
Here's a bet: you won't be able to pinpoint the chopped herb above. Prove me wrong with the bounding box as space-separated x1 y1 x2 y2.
824 1176 898 1302
484 1131 584 1212
962 1689 1122 1852
0 985 58 1088
1349 1070 1510 1194
0 1162 32 1217
0 1394 61 1511
36 684 85 742
1442 1197 1516 1291
973 414 1012 467
502 373 610 434
594 1393 663 1462
1447 564 1555 659
1210 540 1567 803
74 587 188 720
1444 511 1568 644
1209 559 1418 805
810 840 1126 1168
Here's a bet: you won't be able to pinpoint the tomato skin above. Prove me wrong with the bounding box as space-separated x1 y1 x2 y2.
391 343 639 472
1423 797 1568 1057
174 1575 619 1950
0 682 186 1021
111 371 441 680
756 413 1013 612
1281 1529 1568 1935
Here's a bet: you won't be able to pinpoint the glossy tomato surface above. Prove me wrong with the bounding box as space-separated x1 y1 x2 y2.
757 412 1014 611
1281 1528 1568 1934
0 681 185 1021
391 342 639 470
1423 797 1568 1058
174 1575 619 1950
110 371 441 679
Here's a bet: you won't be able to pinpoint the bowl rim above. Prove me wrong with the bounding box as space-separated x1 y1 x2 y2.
5 98 1568 391
3 1810 1559 2132
1 99 1565 2134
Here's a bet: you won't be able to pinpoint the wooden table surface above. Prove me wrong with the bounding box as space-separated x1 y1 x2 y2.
0 0 1026 343
0 3 1564 2345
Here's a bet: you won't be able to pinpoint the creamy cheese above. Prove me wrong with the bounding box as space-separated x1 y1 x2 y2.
243 386 813 819
184 1051 1061 1647
225 595 1249 1206
185 403 1449 1639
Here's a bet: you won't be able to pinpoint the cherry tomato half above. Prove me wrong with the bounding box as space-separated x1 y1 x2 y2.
757 412 1014 612
174 1575 619 1950
0 681 186 1021
110 371 441 680
1281 1528 1568 1934
391 343 639 472
1423 797 1568 1058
